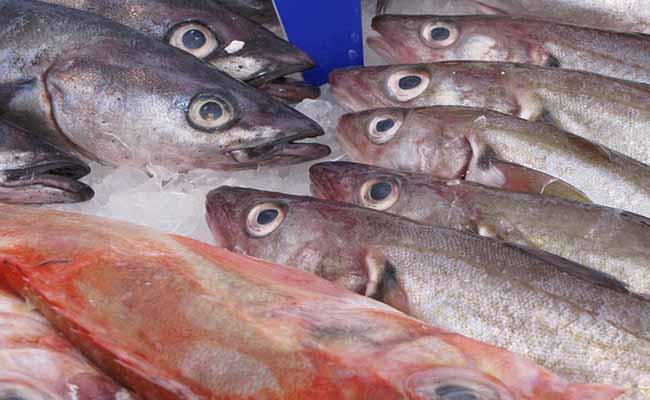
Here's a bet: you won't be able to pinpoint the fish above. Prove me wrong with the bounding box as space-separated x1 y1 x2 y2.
329 61 650 166
0 120 93 204
42 0 313 89
258 77 322 104
368 14 650 85
215 0 284 36
0 0 329 171
0 283 130 400
335 106 650 216
310 160 650 297
469 0 650 34
205 185 650 398
0 204 621 400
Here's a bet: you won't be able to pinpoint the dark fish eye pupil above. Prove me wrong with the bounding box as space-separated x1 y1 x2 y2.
431 26 451 41
199 101 223 121
375 119 395 133
370 182 392 201
182 29 207 49
435 385 479 400
257 209 279 225
398 75 422 90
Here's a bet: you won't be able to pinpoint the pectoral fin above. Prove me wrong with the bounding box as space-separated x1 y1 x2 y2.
0 79 37 112
364 248 410 314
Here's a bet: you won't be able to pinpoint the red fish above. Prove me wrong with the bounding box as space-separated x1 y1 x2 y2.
0 204 622 400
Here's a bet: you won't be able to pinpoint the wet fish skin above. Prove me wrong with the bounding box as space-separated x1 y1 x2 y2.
310 160 650 297
0 120 93 204
329 61 650 166
0 0 328 171
215 0 283 35
369 15 650 84
43 0 312 86
470 0 650 34
0 284 129 400
0 205 615 400
206 186 650 398
336 106 650 217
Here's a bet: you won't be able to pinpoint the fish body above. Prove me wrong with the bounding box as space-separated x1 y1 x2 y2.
310 161 650 297
369 15 650 85
206 186 650 398
215 0 283 35
0 120 93 204
336 106 650 216
0 0 328 171
0 284 128 400
470 0 650 34
0 204 620 400
42 0 311 86
330 61 650 165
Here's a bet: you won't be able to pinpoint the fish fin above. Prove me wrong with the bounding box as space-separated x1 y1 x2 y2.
544 53 561 68
565 383 626 400
0 79 36 112
471 1 510 15
505 242 632 295
375 0 391 15
364 248 410 314
534 108 558 125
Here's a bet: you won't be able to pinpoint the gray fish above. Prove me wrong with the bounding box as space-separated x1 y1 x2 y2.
0 120 93 204
369 14 650 85
329 61 650 166
310 161 650 297
42 0 311 87
206 185 650 398
336 106 650 217
0 0 328 171
215 0 283 35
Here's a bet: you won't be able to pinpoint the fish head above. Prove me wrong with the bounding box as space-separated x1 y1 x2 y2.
151 0 314 84
46 40 329 171
336 107 473 177
0 122 93 204
206 186 392 294
370 14 548 65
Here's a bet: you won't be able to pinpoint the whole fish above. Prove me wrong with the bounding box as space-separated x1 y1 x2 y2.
336 106 650 216
0 284 130 400
469 0 650 34
0 204 621 400
0 120 93 204
206 186 650 398
369 15 650 85
41 0 316 102
0 0 328 171
310 161 650 297
330 61 650 165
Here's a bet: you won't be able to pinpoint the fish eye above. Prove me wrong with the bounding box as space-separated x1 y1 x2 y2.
168 22 219 58
360 178 399 211
187 94 235 132
385 69 431 102
420 21 459 48
435 385 479 400
246 202 286 238
367 115 402 144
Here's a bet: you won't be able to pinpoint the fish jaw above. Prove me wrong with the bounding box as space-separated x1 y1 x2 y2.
258 78 322 104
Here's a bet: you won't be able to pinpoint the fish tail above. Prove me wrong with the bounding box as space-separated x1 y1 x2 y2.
565 383 626 400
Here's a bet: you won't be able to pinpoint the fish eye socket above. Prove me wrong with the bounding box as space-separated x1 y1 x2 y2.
420 21 459 48
385 69 430 102
187 94 235 132
169 22 218 58
246 203 286 238
360 179 399 211
368 115 402 144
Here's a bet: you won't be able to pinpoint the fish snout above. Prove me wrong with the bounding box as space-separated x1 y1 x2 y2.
235 39 315 86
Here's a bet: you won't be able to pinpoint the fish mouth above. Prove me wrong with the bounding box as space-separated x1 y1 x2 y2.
1 160 94 204
245 61 314 87
225 135 331 169
258 78 322 104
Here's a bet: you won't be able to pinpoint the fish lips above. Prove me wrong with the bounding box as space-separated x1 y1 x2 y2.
1 160 94 204
227 135 331 169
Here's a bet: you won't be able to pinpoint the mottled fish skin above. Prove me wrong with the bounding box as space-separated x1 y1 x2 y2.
470 0 650 34
335 106 650 217
329 61 650 166
310 160 650 298
369 15 650 85
0 284 129 400
0 0 328 171
0 205 616 400
0 120 93 204
206 186 650 399
42 0 311 86
214 0 283 36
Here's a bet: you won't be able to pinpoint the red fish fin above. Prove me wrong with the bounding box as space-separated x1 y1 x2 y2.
363 247 410 314
565 383 626 400
467 159 590 203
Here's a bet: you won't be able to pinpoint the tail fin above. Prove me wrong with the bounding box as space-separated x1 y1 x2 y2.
565 384 625 400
